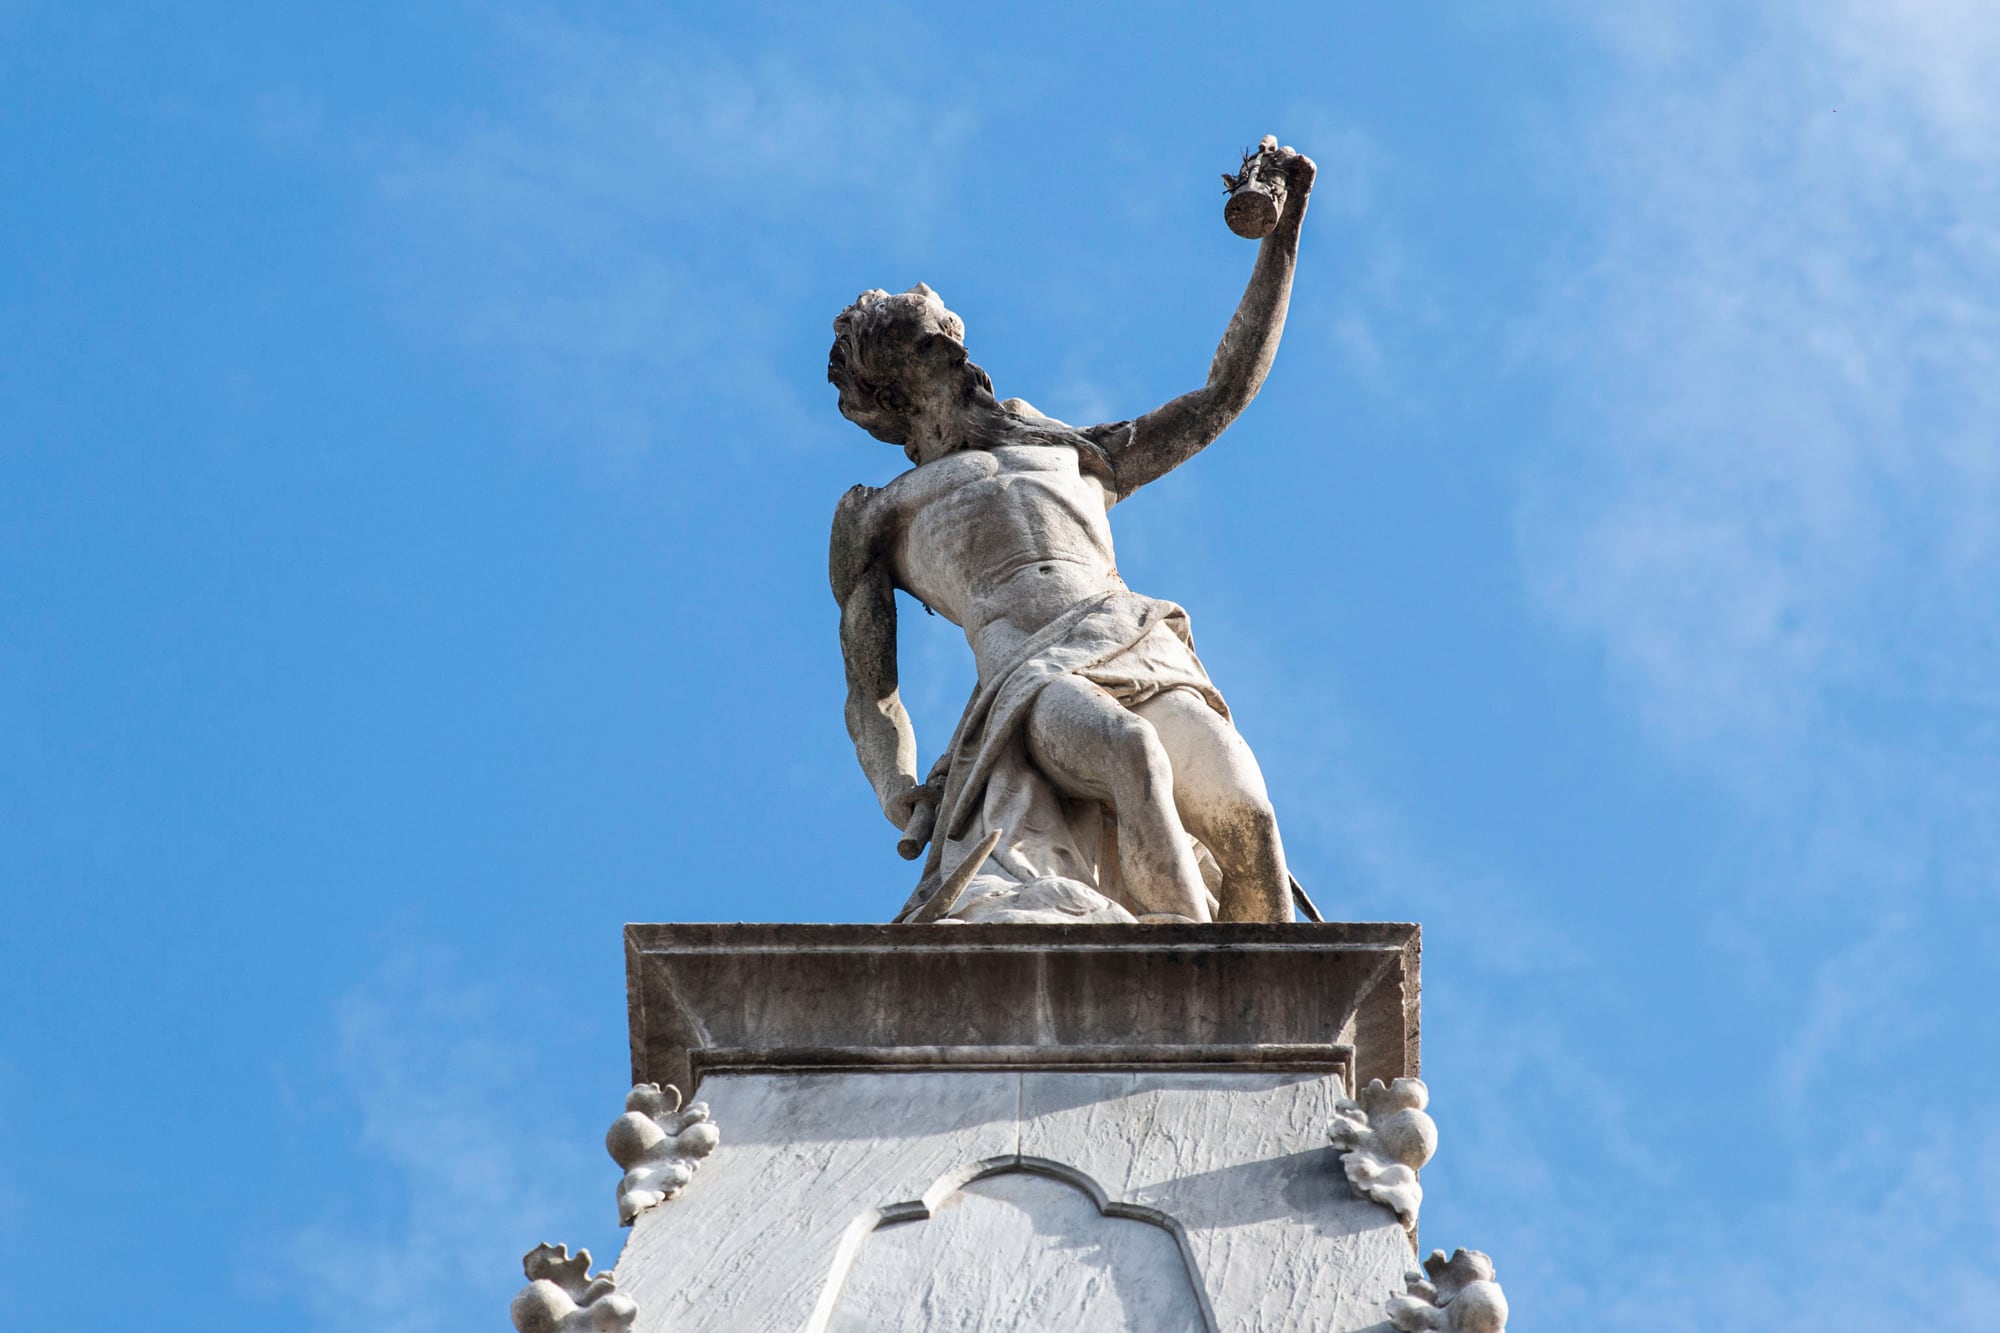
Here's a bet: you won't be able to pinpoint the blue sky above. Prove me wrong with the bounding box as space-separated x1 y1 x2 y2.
4 2 1997 1327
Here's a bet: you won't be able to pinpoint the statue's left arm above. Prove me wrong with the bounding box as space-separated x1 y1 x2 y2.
1095 144 1317 498
830 485 926 837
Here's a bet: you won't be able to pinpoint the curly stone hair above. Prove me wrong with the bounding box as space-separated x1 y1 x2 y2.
827 284 995 452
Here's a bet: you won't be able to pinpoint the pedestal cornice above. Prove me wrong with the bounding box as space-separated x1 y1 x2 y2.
624 921 1420 1099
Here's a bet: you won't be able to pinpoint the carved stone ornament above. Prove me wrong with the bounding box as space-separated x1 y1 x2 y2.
1385 1248 1510 1332
510 1243 637 1333
607 1081 720 1224
1327 1076 1437 1229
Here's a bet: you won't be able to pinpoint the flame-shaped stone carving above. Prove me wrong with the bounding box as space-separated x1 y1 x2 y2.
1327 1076 1437 1229
1385 1247 1509 1332
607 1081 720 1224
509 1243 637 1333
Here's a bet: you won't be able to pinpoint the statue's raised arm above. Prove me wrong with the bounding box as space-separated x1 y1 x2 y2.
1097 139 1318 498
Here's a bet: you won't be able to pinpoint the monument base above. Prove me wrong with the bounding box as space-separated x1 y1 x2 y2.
615 923 1422 1332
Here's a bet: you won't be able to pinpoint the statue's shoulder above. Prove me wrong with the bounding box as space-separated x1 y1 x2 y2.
1081 418 1135 452
829 482 890 602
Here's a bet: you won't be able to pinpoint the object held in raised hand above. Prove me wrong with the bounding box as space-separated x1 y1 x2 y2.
1222 135 1290 240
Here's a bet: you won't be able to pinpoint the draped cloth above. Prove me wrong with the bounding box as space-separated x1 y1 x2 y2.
914 589 1229 921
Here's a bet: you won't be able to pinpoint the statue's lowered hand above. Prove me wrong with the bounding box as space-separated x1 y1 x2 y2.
884 779 943 859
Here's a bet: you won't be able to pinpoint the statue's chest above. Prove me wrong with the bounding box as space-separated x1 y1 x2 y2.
913 457 1098 542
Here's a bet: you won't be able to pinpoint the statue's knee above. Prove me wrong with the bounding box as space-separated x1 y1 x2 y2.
1105 713 1170 783
1222 794 1280 845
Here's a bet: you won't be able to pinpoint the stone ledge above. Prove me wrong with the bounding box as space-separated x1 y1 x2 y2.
625 922 1420 1098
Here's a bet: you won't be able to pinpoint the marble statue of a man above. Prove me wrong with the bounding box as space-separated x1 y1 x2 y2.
829 141 1316 926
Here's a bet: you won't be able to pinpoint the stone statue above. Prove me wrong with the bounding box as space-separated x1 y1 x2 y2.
829 138 1317 925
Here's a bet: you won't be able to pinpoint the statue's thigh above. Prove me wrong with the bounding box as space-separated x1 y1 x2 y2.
1131 688 1272 821
1024 674 1155 803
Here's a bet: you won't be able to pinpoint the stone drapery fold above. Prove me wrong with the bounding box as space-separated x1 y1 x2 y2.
913 590 1228 920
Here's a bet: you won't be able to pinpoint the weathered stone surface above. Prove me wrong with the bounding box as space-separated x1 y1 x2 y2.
613 1070 1020 1331
827 1167 1207 1331
826 138 1321 924
611 1068 1411 1332
1019 1070 1412 1331
625 922 1421 1100
612 923 1426 1329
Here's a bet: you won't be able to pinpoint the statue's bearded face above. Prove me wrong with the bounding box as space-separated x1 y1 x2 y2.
828 283 995 450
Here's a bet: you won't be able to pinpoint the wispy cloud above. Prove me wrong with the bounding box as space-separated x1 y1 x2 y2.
1603 1113 2000 1331
1770 913 1917 1114
1524 0 2000 781
369 6 980 460
1504 0 2000 1322
1271 106 1439 403
275 951 606 1333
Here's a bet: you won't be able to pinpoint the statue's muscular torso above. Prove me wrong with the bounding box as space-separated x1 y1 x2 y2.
837 441 1126 678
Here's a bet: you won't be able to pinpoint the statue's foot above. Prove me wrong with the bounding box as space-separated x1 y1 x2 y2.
1136 912 1200 924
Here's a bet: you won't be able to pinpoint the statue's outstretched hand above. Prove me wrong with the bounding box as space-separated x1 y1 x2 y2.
1278 144 1316 200
1223 136 1317 239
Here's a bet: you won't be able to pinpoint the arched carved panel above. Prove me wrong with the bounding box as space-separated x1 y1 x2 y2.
814 1160 1212 1332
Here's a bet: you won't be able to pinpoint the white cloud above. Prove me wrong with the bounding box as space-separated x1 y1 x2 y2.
370 6 980 460
1606 1113 2000 1331
1524 1 2000 780
1769 913 1916 1113
1503 0 2000 1322
1422 988 2000 1331
1271 106 1442 406
277 952 607 1333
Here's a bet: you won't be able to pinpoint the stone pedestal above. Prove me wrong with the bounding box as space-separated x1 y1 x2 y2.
613 923 1422 1332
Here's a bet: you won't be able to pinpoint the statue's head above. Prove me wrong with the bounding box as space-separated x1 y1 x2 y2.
828 284 997 455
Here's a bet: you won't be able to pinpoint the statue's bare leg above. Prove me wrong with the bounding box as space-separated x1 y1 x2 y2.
1025 675 1213 920
1131 687 1291 922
